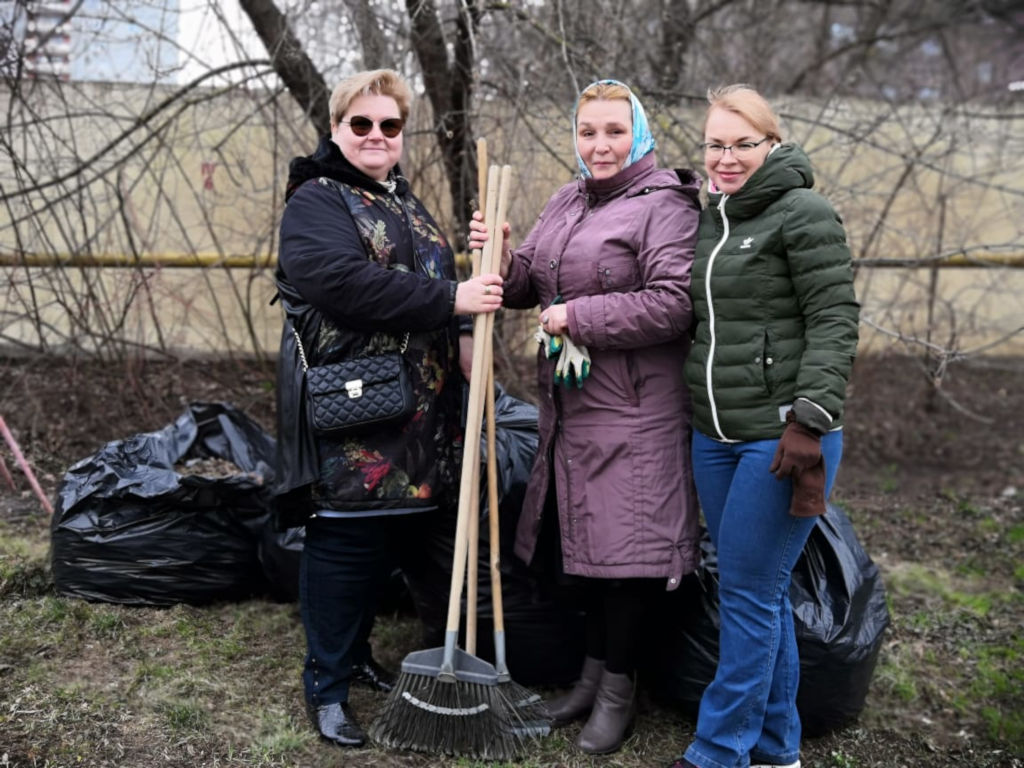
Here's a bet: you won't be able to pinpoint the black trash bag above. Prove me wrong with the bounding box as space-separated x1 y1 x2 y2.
639 536 720 717
793 504 891 735
257 524 417 616
51 402 275 606
403 385 586 687
641 503 889 736
258 524 305 603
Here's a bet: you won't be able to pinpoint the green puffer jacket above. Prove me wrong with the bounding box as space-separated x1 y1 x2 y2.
684 143 859 442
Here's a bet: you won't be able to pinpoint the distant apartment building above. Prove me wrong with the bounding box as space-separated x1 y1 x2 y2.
0 0 177 82
24 0 71 79
0 0 73 80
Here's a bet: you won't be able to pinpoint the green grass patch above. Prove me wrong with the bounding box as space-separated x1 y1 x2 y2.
879 463 900 494
885 562 1012 617
968 638 1024 742
161 698 211 732
874 654 919 702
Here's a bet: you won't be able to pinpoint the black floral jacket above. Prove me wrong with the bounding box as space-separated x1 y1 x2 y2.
273 137 463 524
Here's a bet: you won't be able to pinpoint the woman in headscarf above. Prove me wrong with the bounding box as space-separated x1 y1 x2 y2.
469 79 703 755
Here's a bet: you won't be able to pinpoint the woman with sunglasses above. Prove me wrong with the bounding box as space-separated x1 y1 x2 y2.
668 85 859 768
273 69 503 750
469 79 703 755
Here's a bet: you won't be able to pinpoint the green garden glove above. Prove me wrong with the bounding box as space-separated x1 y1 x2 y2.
534 295 566 359
534 327 563 359
554 336 591 388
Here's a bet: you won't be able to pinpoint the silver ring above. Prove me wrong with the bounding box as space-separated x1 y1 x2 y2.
541 315 548 324
484 285 491 295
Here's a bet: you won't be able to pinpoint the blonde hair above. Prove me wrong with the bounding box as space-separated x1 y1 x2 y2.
705 84 783 142
577 81 632 110
329 69 412 127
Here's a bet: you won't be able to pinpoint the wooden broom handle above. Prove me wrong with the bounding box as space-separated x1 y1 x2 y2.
465 138 487 654
444 164 501 636
485 167 512 637
485 337 505 634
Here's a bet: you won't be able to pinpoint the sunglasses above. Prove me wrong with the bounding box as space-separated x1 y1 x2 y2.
340 116 404 138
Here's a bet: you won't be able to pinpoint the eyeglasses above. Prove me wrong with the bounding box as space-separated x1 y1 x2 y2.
700 137 770 157
340 116 404 138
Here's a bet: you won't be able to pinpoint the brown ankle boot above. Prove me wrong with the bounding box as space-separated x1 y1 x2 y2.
540 656 605 727
576 669 636 755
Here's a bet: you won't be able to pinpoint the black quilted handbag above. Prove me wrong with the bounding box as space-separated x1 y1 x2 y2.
294 330 415 436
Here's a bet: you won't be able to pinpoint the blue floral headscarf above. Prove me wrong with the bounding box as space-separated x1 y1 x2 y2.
573 79 656 178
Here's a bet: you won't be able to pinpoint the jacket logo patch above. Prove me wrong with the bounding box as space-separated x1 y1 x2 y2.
739 237 754 249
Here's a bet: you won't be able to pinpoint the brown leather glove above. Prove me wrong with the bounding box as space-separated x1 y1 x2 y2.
770 410 826 517
790 458 826 517
769 410 822 479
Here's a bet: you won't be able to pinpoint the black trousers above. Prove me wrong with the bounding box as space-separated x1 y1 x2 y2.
299 512 428 706
534 483 660 676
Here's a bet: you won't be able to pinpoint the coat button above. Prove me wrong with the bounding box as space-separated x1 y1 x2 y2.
549 259 557 269
669 578 677 585
754 356 761 364
766 357 774 365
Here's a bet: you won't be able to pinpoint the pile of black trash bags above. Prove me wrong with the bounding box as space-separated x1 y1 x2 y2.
51 396 889 736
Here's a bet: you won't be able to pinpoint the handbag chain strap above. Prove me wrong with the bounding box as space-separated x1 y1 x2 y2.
292 328 410 373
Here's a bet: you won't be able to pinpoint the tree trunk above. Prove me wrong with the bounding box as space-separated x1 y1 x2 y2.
652 0 693 102
238 0 331 134
405 0 479 248
342 0 393 70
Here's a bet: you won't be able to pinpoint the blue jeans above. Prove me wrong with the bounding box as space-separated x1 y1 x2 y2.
683 428 843 768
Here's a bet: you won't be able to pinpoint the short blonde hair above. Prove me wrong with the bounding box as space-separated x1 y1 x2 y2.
705 84 783 142
577 81 632 110
329 69 412 127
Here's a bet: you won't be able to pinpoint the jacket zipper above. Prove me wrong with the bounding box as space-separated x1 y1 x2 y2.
705 195 734 442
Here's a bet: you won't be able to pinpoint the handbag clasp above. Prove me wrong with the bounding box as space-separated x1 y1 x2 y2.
345 379 363 398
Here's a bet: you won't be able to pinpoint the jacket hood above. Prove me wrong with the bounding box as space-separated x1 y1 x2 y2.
710 142 814 221
284 134 409 201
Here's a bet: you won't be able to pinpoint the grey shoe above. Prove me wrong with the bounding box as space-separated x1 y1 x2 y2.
576 669 636 755
540 656 606 727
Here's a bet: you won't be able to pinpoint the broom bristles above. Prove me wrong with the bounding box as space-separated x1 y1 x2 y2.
370 670 545 759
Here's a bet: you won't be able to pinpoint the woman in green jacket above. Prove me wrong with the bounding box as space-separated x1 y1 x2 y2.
670 86 859 768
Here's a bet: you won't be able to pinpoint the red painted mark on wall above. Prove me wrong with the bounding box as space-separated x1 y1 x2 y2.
201 162 217 191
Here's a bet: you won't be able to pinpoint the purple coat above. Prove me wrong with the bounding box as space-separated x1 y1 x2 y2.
506 154 702 590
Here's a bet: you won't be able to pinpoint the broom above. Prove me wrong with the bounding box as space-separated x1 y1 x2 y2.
482 308 550 739
370 163 527 760
470 142 547 738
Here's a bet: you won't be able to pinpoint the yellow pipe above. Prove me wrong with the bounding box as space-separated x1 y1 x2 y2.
0 251 478 271
0 251 277 268
854 253 1024 268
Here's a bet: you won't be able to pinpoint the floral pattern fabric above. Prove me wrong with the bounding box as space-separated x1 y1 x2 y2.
308 178 462 512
